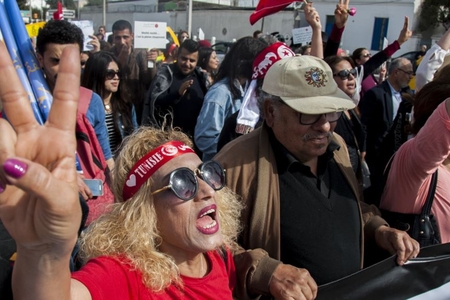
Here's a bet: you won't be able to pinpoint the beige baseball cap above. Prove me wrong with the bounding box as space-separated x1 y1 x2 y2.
262 55 357 114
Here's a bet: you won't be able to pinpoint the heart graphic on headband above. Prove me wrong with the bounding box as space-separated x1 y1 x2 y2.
126 174 137 187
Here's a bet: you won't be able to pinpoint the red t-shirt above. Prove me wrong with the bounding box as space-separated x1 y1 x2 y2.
71 250 236 299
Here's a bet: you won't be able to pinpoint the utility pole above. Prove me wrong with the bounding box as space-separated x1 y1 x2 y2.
102 0 106 26
187 0 192 37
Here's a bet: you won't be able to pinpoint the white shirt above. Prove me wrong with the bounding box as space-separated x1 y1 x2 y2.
416 43 450 91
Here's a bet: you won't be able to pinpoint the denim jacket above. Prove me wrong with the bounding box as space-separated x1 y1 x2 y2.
117 105 138 138
195 78 245 161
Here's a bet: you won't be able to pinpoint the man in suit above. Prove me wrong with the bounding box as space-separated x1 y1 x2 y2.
360 57 414 205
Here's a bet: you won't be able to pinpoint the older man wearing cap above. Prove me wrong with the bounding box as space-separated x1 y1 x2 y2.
215 56 419 299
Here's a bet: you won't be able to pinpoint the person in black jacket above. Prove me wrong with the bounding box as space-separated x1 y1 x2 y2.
360 57 415 206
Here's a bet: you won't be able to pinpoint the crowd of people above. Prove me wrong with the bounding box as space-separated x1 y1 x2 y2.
0 0 449 298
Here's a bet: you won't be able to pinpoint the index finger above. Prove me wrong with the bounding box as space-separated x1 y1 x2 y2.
0 41 39 131
403 16 409 29
46 45 80 131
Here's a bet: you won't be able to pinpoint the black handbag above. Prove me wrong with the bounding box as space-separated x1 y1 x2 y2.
380 170 441 247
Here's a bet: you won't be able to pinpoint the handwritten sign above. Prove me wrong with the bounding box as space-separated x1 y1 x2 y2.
71 20 94 51
26 22 46 38
134 21 166 49
292 26 313 45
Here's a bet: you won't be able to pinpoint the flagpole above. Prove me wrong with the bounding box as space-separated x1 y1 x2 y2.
261 17 264 32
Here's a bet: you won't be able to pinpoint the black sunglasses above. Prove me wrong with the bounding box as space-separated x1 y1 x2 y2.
333 68 357 80
106 69 121 80
151 161 226 201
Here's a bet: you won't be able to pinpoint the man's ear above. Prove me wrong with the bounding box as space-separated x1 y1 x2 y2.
36 52 44 68
264 100 277 128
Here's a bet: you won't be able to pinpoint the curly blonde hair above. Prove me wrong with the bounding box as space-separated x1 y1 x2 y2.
79 127 242 291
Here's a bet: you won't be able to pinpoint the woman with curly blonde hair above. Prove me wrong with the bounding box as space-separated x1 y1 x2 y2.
75 127 243 297
0 39 242 299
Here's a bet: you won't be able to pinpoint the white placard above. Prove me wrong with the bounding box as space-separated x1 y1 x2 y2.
292 26 313 45
198 28 205 40
71 20 94 51
134 21 166 49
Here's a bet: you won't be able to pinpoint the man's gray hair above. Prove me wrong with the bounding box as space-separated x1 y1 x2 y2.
257 88 284 119
388 57 409 75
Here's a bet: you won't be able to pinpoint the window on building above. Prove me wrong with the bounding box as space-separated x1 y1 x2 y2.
325 15 334 38
371 17 389 51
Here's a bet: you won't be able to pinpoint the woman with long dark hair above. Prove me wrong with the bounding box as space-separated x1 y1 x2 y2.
197 47 219 87
194 37 267 160
325 55 366 178
81 51 138 154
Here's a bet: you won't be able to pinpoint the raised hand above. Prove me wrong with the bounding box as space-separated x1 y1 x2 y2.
304 3 322 31
179 79 194 97
0 41 81 260
334 0 350 29
397 16 412 45
88 34 101 53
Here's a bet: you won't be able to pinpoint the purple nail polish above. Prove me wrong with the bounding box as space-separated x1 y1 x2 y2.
3 159 28 179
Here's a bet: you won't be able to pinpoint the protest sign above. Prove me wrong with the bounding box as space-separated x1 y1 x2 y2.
71 20 94 51
134 21 166 49
292 26 312 45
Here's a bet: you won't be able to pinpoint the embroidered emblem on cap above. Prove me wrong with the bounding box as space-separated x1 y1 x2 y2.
305 67 328 88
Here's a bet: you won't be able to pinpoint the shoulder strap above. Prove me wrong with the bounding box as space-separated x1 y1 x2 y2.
78 87 93 114
421 170 438 217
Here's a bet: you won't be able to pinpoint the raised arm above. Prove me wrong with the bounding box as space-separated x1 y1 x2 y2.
362 17 411 78
304 2 323 59
0 42 90 300
323 0 349 58
416 28 450 91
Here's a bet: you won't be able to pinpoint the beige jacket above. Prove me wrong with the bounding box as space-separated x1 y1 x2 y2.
214 123 386 298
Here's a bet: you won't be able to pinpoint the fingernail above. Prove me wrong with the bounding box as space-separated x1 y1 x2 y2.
3 158 28 179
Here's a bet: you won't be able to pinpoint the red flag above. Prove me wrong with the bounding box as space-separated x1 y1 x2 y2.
53 1 64 20
250 0 302 25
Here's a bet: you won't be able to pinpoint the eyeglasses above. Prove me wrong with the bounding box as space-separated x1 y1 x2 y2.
151 161 226 201
397 68 415 76
106 69 121 80
81 60 87 66
333 68 357 80
299 112 343 125
361 53 371 58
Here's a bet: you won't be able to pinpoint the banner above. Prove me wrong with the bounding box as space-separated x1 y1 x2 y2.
317 243 450 299
26 22 46 38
